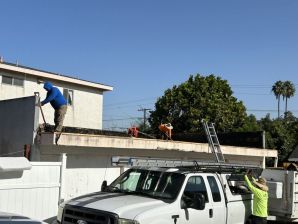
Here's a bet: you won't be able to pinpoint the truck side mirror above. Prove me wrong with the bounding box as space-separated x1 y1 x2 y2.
194 192 206 210
101 180 107 192
181 192 206 210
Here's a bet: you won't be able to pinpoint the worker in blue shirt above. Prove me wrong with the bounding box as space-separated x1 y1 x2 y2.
41 82 67 133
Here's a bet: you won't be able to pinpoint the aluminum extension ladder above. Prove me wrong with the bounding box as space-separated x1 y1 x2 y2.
202 120 225 163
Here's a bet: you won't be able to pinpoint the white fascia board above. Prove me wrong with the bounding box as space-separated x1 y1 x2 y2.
0 157 32 172
0 63 113 91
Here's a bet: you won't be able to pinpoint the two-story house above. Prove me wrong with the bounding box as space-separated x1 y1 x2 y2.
0 61 113 129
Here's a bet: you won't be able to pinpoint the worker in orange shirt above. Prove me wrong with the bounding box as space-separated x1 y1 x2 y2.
159 123 173 140
128 126 139 137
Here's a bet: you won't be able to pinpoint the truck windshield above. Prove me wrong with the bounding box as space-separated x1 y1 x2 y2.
108 169 185 200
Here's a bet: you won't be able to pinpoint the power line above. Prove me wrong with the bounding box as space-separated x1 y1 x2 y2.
234 92 271 95
102 83 297 111
247 109 298 112
104 93 275 112
104 97 158 107
104 103 155 111
103 117 141 122
0 150 24 157
103 108 298 121
231 83 298 87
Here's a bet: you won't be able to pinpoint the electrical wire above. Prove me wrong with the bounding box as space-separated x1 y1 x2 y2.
0 150 24 157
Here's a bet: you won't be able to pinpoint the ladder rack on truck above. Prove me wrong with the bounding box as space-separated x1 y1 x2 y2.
111 156 261 174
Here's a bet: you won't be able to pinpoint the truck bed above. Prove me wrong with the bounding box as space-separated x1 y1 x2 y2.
262 169 298 222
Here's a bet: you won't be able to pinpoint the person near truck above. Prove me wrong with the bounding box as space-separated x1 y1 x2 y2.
245 171 268 224
41 81 67 133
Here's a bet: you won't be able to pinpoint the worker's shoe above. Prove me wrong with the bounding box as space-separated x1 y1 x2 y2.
55 134 61 145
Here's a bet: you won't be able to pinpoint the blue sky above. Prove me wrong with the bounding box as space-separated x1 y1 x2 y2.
1 1 298 130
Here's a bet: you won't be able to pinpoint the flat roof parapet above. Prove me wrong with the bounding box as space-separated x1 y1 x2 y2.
39 132 277 159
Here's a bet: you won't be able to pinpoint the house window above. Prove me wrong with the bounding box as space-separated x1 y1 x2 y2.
63 89 74 106
2 75 13 85
13 77 24 86
1 75 24 87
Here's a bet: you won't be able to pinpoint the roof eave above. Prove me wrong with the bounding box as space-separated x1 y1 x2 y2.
0 63 113 91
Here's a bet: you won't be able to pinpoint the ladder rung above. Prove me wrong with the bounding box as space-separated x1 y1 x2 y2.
202 120 225 163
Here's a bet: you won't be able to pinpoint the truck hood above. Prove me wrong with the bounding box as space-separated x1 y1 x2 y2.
67 192 169 219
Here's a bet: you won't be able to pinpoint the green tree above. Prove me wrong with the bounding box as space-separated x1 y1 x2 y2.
272 81 284 118
235 114 260 132
282 81 296 114
148 74 247 134
259 113 298 162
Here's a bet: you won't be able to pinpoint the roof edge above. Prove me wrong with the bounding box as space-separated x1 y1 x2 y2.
0 62 113 91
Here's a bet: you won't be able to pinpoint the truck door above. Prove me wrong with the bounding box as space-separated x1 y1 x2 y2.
179 175 213 224
207 175 226 224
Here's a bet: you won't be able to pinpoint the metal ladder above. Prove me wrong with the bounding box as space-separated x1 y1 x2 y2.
202 120 225 163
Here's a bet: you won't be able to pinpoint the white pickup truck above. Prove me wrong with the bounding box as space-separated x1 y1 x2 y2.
57 165 254 224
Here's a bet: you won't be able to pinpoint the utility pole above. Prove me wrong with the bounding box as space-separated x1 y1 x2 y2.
138 108 151 131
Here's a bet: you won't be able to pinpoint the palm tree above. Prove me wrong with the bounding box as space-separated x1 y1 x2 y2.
272 81 284 118
282 81 296 114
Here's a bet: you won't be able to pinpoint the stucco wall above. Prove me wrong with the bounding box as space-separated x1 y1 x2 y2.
0 96 38 157
40 153 122 200
63 155 121 200
0 70 103 129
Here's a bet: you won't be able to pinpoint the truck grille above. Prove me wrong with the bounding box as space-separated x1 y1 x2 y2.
62 205 118 224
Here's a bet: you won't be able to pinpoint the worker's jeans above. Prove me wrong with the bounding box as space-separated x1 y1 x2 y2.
54 105 67 132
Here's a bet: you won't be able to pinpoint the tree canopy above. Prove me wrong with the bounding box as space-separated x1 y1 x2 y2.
272 80 284 118
283 81 296 114
259 112 298 162
148 74 247 134
272 80 296 117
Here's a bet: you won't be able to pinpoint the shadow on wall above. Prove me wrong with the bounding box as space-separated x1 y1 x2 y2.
0 139 19 157
66 155 113 169
0 171 24 179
